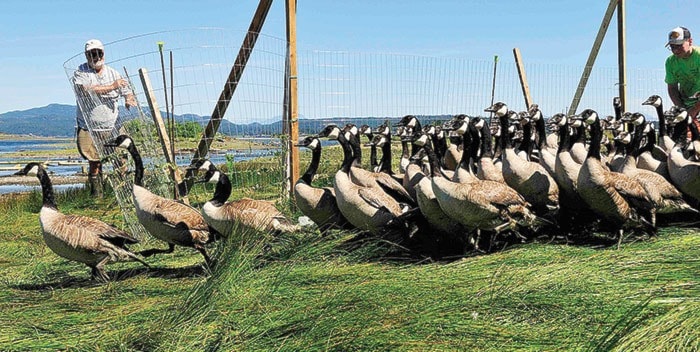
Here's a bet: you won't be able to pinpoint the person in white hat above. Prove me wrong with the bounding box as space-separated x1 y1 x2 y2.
72 39 136 197
665 26 700 137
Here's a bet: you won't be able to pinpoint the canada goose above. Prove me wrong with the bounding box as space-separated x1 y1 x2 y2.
515 111 536 161
406 133 471 251
623 112 671 180
15 162 149 282
332 124 416 205
423 131 542 247
293 136 352 233
423 124 452 170
318 125 407 235
486 102 559 216
642 94 675 153
575 109 655 244
194 160 301 235
471 116 505 183
442 117 477 183
568 114 589 165
367 133 404 186
553 115 583 201
617 120 697 224
665 109 700 204
105 135 218 266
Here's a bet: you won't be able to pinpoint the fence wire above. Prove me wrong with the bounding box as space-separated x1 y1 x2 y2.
63 28 666 238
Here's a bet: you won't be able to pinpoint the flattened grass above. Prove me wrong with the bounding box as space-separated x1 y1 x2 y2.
0 168 698 351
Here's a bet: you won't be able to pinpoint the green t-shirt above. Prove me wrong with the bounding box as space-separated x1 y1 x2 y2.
665 46 700 107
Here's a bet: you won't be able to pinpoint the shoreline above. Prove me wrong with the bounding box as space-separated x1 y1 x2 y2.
0 174 87 186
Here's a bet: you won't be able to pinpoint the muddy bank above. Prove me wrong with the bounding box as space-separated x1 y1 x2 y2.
0 174 87 186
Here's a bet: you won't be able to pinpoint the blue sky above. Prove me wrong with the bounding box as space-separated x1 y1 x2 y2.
0 0 697 114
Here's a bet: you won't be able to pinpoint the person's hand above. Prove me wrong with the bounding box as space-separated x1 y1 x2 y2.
112 78 128 90
125 95 137 110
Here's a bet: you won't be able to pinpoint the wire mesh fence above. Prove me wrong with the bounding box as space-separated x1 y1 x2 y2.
63 28 666 238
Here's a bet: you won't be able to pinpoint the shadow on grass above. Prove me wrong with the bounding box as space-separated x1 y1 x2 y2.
10 264 208 291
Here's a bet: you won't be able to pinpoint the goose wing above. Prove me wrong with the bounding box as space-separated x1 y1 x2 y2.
373 172 415 204
607 173 654 211
358 188 403 216
60 214 138 248
152 198 210 230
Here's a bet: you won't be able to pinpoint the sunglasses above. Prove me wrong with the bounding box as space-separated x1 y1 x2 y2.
86 49 104 60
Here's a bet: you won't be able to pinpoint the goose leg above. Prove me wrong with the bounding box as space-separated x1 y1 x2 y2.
617 229 624 250
195 244 213 268
91 256 111 282
139 243 176 258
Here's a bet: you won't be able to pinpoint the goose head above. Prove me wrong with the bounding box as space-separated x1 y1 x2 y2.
578 109 600 126
484 102 509 117
295 136 321 151
14 162 43 177
104 134 134 149
614 130 633 145
317 124 342 140
375 121 391 136
642 94 662 108
547 113 567 127
187 159 214 172
620 112 646 126
368 134 389 148
395 114 420 129
471 116 486 130
359 125 373 138
410 131 431 148
528 104 542 121
665 106 688 125
422 124 438 136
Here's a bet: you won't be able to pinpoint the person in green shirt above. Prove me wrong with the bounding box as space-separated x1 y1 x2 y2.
665 26 700 137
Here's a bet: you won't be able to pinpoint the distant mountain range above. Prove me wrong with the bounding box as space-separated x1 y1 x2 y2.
0 104 457 137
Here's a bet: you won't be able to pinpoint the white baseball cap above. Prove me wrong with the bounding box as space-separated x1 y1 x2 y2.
667 27 691 47
84 39 104 52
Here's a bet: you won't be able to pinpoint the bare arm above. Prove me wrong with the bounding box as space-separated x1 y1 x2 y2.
667 83 684 107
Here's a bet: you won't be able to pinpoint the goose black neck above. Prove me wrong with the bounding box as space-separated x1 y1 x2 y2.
423 143 442 179
431 133 447 162
211 172 232 206
574 123 587 144
457 128 473 169
348 133 363 167
586 119 602 160
379 138 393 174
300 145 321 185
36 167 57 209
630 124 649 158
671 118 689 143
656 105 667 136
535 117 546 150
401 140 410 159
338 133 354 173
557 123 571 153
126 144 145 186
498 115 512 150
518 122 533 160
480 124 494 158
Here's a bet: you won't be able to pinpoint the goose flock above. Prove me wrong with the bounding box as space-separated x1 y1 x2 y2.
14 95 700 281
294 96 700 256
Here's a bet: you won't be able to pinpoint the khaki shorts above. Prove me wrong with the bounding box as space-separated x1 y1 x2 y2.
76 127 123 162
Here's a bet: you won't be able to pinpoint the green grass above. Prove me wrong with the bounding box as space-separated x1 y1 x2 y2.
1 155 699 351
